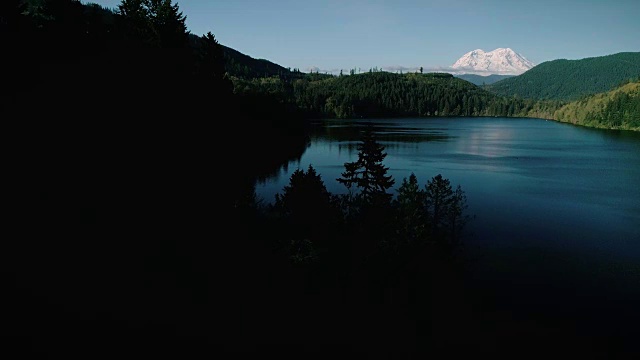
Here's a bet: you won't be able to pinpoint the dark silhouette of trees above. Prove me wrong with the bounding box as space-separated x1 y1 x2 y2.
6 1 244 356
331 127 471 256
336 126 396 250
116 0 187 47
1 0 27 31
2 1 501 356
146 0 187 47
425 174 470 245
390 172 469 254
253 132 473 355
272 165 343 261
393 173 428 250
193 32 231 87
117 0 152 45
337 125 395 206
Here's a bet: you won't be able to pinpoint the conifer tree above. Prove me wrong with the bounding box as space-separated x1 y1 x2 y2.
117 0 150 45
425 174 469 244
393 173 427 247
337 125 395 206
117 0 187 48
146 0 187 48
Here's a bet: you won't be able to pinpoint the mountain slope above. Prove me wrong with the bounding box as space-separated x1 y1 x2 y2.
291 72 531 119
220 44 296 79
488 52 640 100
451 48 535 75
455 74 514 86
551 81 640 130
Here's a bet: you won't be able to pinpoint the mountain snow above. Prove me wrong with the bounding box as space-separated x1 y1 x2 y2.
451 48 535 75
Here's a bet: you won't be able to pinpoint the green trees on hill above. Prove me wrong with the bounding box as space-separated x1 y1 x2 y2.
290 72 539 119
593 84 640 128
226 60 639 130
488 52 640 101
228 68 556 120
553 81 640 130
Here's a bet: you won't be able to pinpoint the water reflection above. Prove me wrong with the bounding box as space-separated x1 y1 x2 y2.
255 117 640 351
257 117 640 261
311 119 452 144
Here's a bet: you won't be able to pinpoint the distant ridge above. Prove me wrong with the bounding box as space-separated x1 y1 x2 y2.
455 74 514 86
220 44 293 79
487 52 640 100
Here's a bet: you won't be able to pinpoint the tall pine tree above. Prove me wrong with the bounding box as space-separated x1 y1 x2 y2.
338 125 395 206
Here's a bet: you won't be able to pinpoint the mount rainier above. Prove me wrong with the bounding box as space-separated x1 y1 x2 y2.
451 48 535 75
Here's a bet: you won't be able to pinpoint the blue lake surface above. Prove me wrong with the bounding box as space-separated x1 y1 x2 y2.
257 117 640 259
255 117 640 348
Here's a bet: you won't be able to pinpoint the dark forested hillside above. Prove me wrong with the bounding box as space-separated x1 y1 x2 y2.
221 42 300 80
455 73 513 86
4 1 309 356
213 39 333 81
290 71 544 119
487 52 640 100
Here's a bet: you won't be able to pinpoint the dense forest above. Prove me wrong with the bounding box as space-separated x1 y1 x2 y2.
553 80 640 130
4 1 640 357
222 48 639 127
487 52 640 100
2 1 478 356
224 51 639 129
454 73 513 86
231 70 566 120
3 0 308 356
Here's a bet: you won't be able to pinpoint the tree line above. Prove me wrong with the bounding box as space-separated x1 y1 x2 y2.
5 1 474 355
231 71 566 120
487 52 640 101
230 126 474 353
4 0 309 355
553 80 640 130
266 126 470 265
7 1 635 355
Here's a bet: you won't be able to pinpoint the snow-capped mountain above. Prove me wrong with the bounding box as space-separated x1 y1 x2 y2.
451 48 535 75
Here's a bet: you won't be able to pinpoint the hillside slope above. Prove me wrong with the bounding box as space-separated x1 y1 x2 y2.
551 81 640 130
455 74 513 86
290 72 528 119
488 52 640 100
221 44 296 79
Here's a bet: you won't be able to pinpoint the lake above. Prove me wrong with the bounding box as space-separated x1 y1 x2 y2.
257 117 640 256
255 117 640 348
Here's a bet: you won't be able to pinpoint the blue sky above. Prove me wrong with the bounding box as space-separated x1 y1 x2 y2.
86 0 640 74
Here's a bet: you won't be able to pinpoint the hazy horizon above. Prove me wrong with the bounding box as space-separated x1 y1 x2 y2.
85 0 640 74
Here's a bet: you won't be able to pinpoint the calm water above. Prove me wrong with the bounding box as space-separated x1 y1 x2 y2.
257 118 640 325
257 117 640 258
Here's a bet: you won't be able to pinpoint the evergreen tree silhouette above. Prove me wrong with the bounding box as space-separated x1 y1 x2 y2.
337 125 395 206
425 174 469 245
337 125 395 250
393 173 428 249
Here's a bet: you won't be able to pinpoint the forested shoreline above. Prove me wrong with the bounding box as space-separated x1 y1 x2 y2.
2 1 476 355
4 1 637 132
3 1 639 357
487 52 640 101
